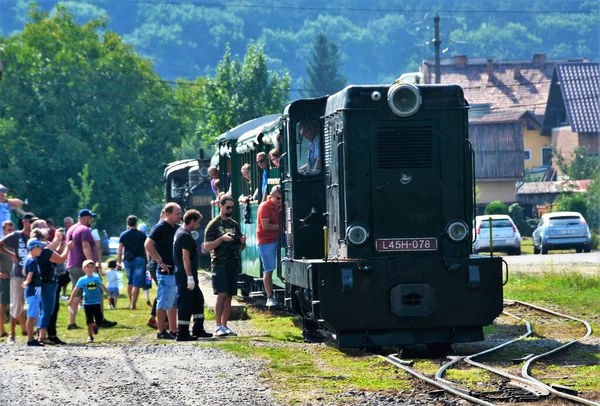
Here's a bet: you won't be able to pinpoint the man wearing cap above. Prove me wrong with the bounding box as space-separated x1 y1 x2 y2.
0 184 23 238
65 209 99 330
0 212 35 343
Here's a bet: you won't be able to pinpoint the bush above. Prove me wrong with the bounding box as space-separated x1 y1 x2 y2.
553 193 588 218
484 200 508 215
509 203 531 236
591 232 599 251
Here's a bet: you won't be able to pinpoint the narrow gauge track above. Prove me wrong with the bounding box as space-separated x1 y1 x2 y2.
382 300 598 405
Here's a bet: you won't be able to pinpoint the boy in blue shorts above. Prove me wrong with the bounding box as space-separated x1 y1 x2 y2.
68 260 116 343
22 238 46 347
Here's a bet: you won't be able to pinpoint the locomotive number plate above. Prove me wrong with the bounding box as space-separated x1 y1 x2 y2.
376 238 438 252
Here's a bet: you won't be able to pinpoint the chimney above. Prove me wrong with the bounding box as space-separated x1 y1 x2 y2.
533 53 547 66
454 55 468 68
513 64 521 79
487 58 494 81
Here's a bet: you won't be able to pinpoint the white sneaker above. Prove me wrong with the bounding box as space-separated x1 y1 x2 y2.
266 297 278 307
214 326 229 337
223 326 237 336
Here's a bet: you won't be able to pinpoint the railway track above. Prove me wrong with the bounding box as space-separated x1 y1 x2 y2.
381 300 599 405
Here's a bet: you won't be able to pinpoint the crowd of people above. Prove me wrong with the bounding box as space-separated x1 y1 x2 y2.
0 120 320 346
0 178 249 344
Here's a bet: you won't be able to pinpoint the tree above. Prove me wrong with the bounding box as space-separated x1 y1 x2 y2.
554 145 600 180
196 42 291 146
301 33 347 98
0 5 188 234
68 164 99 214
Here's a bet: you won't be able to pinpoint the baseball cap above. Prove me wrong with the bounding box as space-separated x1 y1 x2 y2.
82 259 96 268
0 184 8 193
78 209 97 218
26 238 46 251
22 212 38 221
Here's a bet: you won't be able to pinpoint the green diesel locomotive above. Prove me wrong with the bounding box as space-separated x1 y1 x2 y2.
212 82 505 348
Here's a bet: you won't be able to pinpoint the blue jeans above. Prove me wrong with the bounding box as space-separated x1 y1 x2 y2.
37 283 57 330
124 257 147 288
156 274 177 311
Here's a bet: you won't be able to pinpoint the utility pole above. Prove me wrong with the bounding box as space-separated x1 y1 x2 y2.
433 14 441 84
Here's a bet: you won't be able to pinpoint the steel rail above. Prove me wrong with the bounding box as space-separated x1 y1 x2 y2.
436 310 550 399
380 354 496 406
512 300 599 406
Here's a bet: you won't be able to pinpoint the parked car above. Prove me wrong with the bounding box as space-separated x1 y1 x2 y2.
108 236 120 256
473 214 521 255
532 211 591 254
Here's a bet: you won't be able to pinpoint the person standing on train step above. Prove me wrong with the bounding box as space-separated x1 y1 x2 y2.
173 209 212 341
204 195 246 337
145 203 181 340
257 185 282 307
256 152 269 202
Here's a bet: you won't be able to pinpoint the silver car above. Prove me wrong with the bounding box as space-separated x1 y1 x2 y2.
473 215 522 255
532 211 591 254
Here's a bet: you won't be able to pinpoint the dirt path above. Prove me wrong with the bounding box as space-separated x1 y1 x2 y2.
0 343 275 406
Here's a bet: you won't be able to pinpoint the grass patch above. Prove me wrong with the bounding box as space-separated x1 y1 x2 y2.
205 336 409 403
504 271 600 321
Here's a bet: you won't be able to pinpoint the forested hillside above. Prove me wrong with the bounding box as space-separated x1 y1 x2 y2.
1 0 598 92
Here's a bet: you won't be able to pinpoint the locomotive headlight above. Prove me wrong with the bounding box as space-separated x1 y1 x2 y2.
346 225 369 245
446 221 469 243
387 83 422 117
199 166 209 177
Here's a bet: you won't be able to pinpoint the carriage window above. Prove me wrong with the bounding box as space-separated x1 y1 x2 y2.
296 120 321 175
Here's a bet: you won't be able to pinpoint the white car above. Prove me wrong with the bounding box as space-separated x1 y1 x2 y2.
473 214 521 255
108 237 120 255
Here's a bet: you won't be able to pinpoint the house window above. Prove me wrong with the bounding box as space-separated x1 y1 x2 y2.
542 147 552 166
524 150 531 160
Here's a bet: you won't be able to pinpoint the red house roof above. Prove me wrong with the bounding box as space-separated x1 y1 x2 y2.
421 54 587 120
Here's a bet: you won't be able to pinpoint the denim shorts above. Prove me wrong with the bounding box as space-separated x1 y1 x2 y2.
107 286 119 297
156 274 177 310
258 241 278 273
124 257 147 288
25 293 41 319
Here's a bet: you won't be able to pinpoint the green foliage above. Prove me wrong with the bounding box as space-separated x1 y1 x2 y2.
508 203 530 236
552 192 588 219
301 33 347 98
484 200 508 215
584 176 600 230
554 145 600 180
68 164 99 214
590 232 599 251
0 5 187 234
196 41 291 146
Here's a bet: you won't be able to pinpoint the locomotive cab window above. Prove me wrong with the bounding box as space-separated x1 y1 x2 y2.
296 120 321 175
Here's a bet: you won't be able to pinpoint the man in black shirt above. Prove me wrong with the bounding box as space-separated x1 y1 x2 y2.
145 203 181 339
204 196 246 337
117 215 148 310
173 209 212 341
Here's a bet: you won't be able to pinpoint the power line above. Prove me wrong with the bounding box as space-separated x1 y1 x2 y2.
115 0 600 14
7 0 596 14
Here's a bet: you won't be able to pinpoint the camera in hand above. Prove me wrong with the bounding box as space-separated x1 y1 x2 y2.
227 232 242 260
